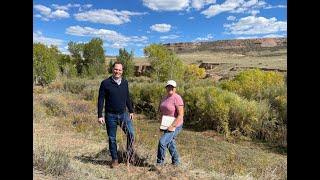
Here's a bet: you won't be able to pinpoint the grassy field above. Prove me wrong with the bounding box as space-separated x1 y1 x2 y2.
33 79 287 179
128 49 287 69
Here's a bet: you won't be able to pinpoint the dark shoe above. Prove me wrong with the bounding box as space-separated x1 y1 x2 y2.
110 159 119 168
149 164 162 172
172 162 180 167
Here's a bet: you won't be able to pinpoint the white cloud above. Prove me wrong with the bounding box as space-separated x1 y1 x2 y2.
249 9 259 16
66 26 148 49
201 0 267 18
193 33 214 41
34 4 51 16
263 34 286 38
34 4 69 20
201 0 242 18
52 3 92 11
74 9 147 25
227 15 236 21
160 35 180 40
191 0 216 10
33 31 64 46
188 16 195 20
150 24 171 32
143 0 189 11
51 10 70 18
224 16 287 35
108 42 128 49
236 36 258 39
83 4 93 8
264 4 287 9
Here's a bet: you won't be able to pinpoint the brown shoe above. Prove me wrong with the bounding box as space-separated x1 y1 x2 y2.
110 159 119 168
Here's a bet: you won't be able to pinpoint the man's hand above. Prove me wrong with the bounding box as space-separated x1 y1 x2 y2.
129 113 134 120
98 117 105 124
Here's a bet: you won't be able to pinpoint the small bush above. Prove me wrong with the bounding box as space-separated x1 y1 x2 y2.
184 64 206 82
71 113 97 133
130 82 166 118
63 78 88 94
81 86 99 105
262 85 287 123
33 146 70 176
33 101 47 122
42 97 67 117
48 80 64 92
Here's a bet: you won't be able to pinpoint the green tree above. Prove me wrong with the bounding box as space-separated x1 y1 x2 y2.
68 38 106 77
116 48 135 78
57 54 77 78
83 38 106 77
33 43 59 85
108 59 114 74
68 41 84 75
144 44 185 82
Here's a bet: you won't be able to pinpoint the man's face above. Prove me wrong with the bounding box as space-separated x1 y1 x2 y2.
113 64 123 79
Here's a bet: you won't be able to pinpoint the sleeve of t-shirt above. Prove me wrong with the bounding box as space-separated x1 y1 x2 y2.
174 94 184 107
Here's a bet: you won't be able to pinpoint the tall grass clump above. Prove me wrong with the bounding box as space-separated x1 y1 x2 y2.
42 97 67 117
63 78 89 94
33 145 70 176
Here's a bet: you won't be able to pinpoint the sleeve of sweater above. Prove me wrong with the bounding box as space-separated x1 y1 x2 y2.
97 81 105 118
126 81 134 113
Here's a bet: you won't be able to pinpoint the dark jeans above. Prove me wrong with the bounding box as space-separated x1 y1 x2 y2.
157 125 182 165
106 112 135 161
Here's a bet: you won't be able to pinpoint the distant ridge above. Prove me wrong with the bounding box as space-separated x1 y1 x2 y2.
162 37 287 53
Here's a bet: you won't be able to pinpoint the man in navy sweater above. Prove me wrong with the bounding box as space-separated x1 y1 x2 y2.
98 61 135 168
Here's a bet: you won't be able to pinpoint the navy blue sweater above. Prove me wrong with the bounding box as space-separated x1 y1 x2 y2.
97 76 134 118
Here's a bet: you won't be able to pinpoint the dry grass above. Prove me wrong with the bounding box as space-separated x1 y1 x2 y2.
132 49 287 70
176 50 287 70
33 84 287 179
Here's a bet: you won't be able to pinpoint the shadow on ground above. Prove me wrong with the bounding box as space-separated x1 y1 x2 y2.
74 147 152 167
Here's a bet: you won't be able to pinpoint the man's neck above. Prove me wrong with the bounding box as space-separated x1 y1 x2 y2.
112 76 121 80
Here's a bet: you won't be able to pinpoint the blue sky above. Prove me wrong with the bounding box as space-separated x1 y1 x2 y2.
33 0 287 57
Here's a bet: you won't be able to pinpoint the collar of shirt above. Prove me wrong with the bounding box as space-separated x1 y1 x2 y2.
112 76 122 85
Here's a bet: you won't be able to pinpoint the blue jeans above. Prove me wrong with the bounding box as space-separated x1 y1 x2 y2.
106 112 135 161
157 125 182 165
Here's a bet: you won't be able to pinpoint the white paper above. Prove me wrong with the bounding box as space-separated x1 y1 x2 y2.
160 115 175 130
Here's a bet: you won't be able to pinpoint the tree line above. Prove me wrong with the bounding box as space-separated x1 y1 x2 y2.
33 37 206 86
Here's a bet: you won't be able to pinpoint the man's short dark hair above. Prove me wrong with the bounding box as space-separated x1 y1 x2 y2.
113 61 124 69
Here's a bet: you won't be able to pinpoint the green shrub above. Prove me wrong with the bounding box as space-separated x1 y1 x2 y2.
42 98 67 117
63 78 88 94
132 83 165 118
184 64 206 82
129 77 286 145
262 85 287 123
184 86 270 139
71 113 97 133
81 86 99 105
219 69 285 100
33 100 47 122
33 146 70 176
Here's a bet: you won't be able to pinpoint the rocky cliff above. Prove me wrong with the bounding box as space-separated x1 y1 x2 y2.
163 38 287 53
